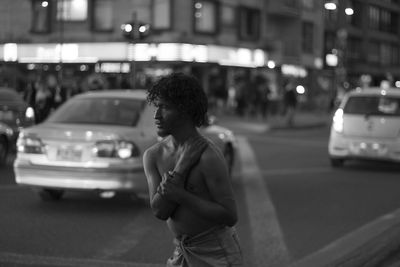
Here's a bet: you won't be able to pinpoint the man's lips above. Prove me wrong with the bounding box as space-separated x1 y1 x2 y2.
155 121 163 128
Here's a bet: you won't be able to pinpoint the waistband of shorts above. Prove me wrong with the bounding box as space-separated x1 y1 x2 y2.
174 225 235 244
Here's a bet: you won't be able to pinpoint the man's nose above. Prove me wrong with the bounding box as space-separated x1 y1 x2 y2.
154 108 161 119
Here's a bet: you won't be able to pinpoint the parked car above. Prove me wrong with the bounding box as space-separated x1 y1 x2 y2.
0 87 35 159
328 87 400 167
14 89 237 201
0 122 14 165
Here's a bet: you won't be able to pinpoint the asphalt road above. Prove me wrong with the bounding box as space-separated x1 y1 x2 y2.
1 122 400 267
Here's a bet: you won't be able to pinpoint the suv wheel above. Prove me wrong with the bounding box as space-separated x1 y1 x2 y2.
330 158 344 167
39 189 65 201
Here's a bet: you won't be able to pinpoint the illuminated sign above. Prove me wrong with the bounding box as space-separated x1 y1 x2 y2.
0 42 267 68
281 64 308 77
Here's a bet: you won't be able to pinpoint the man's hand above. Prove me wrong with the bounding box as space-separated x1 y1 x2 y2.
174 135 208 176
158 172 185 203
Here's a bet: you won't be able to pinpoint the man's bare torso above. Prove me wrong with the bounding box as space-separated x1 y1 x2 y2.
154 136 218 237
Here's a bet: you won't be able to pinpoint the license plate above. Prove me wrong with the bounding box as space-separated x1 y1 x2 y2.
56 147 82 161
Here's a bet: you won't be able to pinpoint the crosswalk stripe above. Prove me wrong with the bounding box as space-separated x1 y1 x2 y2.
237 136 291 267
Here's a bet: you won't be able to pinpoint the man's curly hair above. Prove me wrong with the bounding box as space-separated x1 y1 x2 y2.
147 72 208 127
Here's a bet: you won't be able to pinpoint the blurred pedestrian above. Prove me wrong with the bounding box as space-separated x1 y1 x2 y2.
283 80 298 126
143 72 243 267
259 80 271 119
34 81 53 123
234 76 247 117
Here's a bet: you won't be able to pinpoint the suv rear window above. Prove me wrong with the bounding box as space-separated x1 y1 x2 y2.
344 96 400 116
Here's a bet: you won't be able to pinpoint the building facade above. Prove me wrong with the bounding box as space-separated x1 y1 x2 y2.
0 0 325 111
323 0 400 95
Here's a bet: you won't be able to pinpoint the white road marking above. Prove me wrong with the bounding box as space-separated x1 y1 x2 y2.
261 167 332 176
0 252 164 267
236 136 291 267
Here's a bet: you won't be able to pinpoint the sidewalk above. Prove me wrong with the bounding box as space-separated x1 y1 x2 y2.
216 110 332 135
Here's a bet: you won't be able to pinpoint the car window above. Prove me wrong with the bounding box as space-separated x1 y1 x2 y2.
47 97 146 126
344 96 400 116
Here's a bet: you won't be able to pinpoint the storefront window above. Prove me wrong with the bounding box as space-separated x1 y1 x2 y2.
92 0 113 31
31 0 51 33
57 0 88 21
194 0 218 34
221 4 236 28
152 0 172 30
302 22 314 54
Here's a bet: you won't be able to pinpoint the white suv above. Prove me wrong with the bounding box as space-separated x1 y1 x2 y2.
328 87 400 167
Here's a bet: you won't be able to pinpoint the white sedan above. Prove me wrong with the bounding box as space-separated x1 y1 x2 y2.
14 89 236 201
328 87 400 167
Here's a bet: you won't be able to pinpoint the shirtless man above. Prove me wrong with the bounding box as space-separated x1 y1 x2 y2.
143 73 243 266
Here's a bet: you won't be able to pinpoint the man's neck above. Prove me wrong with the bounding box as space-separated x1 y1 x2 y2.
170 126 200 147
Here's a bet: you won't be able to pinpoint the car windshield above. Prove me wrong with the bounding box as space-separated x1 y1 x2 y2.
47 97 146 126
344 95 400 116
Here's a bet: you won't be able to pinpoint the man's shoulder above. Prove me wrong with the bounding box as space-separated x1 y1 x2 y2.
144 136 170 157
202 137 225 162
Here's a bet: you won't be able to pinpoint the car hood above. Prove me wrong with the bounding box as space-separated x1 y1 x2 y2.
344 115 400 139
22 122 151 142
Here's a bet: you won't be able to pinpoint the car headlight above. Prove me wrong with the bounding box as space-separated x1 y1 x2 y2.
93 140 140 159
17 134 45 154
332 108 344 133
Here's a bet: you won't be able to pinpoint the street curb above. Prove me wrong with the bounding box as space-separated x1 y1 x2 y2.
290 209 400 267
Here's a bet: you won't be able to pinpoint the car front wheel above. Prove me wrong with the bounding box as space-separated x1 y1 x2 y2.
38 189 65 201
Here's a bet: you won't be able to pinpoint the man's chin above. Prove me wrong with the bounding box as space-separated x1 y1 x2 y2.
156 129 169 137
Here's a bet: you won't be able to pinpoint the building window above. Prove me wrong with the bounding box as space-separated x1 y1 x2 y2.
193 0 218 34
368 6 380 30
349 1 363 27
57 0 88 21
238 6 260 41
367 41 380 63
31 0 51 33
152 0 172 30
92 0 113 31
302 0 314 10
221 4 236 28
392 45 400 65
368 5 398 34
348 37 362 61
302 22 314 54
380 43 391 66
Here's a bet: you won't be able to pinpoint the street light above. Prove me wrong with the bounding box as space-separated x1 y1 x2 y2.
324 0 354 100
121 12 151 88
324 0 338 10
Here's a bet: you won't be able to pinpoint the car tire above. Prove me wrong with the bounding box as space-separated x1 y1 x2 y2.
0 136 8 166
38 189 65 201
330 158 344 167
223 144 234 176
